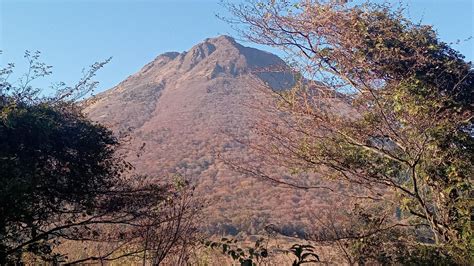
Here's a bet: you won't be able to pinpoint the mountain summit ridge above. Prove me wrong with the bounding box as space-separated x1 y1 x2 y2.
134 35 292 83
87 35 294 129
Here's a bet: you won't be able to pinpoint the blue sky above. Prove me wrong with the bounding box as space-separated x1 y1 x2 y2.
1 0 473 95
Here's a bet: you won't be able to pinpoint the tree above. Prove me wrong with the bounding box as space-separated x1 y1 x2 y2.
225 0 473 263
0 51 199 264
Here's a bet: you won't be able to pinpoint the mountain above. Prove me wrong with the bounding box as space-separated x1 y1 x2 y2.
85 36 336 235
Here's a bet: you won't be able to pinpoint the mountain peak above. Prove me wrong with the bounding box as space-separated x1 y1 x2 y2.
178 35 294 85
106 35 295 96
203 35 239 48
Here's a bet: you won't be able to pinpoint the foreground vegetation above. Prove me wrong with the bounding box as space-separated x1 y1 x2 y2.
0 52 199 264
226 0 473 264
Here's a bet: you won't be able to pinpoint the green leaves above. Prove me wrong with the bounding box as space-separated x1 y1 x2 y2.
289 244 319 265
205 238 321 265
204 237 268 265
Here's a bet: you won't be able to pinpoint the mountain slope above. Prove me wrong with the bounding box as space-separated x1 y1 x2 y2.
85 36 336 235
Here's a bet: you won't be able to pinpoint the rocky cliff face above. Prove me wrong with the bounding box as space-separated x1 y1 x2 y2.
85 36 334 235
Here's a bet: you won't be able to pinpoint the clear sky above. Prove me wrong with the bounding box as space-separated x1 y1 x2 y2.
1 0 473 95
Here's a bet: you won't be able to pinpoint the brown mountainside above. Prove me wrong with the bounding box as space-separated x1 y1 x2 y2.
85 36 338 235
